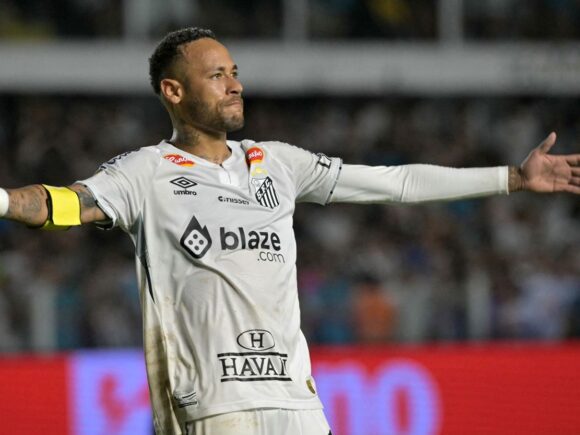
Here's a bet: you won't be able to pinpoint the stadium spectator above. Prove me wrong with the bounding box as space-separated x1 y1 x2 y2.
0 96 579 352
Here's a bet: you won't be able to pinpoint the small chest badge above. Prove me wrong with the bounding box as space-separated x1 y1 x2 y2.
252 176 279 209
164 153 195 167
246 147 280 209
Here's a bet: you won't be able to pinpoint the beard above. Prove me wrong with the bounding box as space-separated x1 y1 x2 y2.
185 96 245 133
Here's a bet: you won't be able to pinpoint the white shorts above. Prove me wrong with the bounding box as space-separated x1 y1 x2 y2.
183 408 332 435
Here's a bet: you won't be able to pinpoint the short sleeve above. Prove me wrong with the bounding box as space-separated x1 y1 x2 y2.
266 142 342 204
78 148 160 231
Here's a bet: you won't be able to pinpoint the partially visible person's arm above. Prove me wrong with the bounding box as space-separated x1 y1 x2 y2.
68 184 108 223
331 132 580 204
509 132 580 194
0 183 107 226
1 184 49 226
331 164 508 204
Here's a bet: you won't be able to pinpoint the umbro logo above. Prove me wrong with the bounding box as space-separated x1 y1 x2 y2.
171 177 197 189
171 177 198 196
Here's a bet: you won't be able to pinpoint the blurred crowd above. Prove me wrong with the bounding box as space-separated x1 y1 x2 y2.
0 95 578 351
2 0 580 40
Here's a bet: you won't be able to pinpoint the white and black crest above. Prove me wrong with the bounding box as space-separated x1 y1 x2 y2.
252 176 279 209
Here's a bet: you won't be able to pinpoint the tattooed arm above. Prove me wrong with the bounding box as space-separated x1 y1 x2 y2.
3 185 49 226
68 184 107 223
3 183 106 226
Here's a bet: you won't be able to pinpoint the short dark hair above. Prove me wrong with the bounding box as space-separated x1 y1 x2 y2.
148 27 216 95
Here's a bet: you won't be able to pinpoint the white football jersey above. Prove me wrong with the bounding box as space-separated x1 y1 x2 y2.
80 140 342 434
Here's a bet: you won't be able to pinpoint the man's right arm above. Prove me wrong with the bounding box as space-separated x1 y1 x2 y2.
1 183 107 226
68 184 108 223
2 185 48 226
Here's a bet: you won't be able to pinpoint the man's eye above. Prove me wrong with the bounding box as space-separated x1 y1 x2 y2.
232 71 239 78
212 73 222 79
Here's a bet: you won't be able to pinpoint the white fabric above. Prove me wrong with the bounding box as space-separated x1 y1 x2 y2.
184 409 331 435
79 141 510 435
0 188 9 217
331 164 509 204
79 140 341 434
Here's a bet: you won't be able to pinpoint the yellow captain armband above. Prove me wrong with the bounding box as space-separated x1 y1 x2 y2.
41 185 82 230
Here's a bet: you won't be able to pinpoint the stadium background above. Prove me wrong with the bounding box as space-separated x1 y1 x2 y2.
1 1 580 434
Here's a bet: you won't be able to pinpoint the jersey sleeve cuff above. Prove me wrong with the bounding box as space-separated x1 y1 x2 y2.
77 181 118 229
499 166 510 195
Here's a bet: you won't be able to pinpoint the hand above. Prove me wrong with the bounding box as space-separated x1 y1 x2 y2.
514 132 580 194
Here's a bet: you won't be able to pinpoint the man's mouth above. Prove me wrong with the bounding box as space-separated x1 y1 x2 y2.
225 98 243 107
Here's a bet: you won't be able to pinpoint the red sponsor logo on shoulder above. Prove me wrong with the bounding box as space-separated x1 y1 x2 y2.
246 147 264 164
164 154 195 167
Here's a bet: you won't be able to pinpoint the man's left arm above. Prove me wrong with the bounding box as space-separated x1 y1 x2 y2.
508 132 580 194
330 132 580 204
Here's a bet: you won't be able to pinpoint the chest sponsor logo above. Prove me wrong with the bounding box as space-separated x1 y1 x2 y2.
164 153 195 167
245 147 264 164
171 177 198 196
217 329 290 383
218 195 249 205
251 176 279 209
180 215 212 259
180 215 285 263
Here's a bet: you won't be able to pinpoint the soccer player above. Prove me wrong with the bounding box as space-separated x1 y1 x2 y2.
1 28 579 435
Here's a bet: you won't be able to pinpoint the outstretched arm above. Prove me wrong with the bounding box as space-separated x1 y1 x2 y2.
330 132 580 204
68 184 108 223
2 184 49 226
0 183 107 226
509 132 580 194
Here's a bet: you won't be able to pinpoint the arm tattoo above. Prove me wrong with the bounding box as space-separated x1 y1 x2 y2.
69 184 107 223
5 185 48 226
77 188 97 209
4 184 106 226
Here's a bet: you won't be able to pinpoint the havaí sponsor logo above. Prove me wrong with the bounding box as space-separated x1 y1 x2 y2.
237 329 275 351
217 329 290 382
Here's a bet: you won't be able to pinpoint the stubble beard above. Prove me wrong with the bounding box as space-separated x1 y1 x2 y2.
187 97 244 133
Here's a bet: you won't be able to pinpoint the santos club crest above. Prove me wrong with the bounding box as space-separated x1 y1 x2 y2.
245 146 279 209
251 176 279 209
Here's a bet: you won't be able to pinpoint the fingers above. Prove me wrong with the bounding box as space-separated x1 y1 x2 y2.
556 175 580 194
538 132 557 153
566 154 580 166
571 176 580 186
562 184 580 194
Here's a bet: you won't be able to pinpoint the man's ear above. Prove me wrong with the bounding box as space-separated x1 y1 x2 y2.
160 78 183 104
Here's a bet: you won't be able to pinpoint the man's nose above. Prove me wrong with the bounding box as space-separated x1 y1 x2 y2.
227 75 243 94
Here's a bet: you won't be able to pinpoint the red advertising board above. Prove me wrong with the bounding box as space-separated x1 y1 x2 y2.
0 354 69 434
310 343 580 434
1 343 580 434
